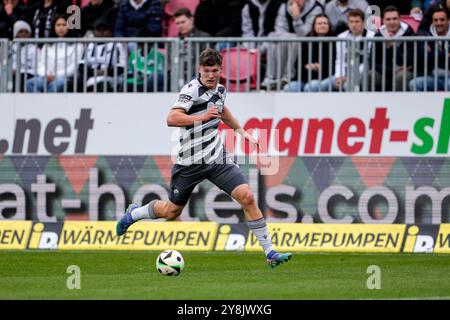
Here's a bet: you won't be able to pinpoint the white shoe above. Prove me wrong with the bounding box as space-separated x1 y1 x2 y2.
261 77 278 89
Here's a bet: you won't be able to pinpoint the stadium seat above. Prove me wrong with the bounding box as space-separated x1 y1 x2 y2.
70 0 89 6
164 0 200 16
166 17 178 37
401 15 420 33
220 47 258 92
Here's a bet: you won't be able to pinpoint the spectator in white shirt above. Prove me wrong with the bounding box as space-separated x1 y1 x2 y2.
11 20 36 92
26 14 83 92
312 8 375 91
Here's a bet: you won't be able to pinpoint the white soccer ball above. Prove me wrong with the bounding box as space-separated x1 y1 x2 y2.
156 250 185 276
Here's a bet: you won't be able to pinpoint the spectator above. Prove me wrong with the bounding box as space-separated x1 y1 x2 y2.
11 19 36 92
114 0 163 37
369 5 416 91
261 0 324 89
194 0 244 37
174 7 208 38
324 0 369 34
173 7 210 86
284 14 335 91
27 0 71 38
409 8 450 91
26 14 82 92
126 28 165 92
313 8 375 91
0 0 27 38
368 1 415 15
77 17 126 92
418 0 450 33
241 0 285 38
411 0 434 17
80 0 116 37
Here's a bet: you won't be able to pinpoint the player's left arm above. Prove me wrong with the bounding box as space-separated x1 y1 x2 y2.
221 106 259 147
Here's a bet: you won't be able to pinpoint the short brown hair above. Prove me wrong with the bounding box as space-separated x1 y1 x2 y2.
433 7 450 19
382 5 400 18
174 7 192 19
199 48 222 67
347 8 365 21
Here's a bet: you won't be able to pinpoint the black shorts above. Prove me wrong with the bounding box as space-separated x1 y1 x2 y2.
168 161 247 206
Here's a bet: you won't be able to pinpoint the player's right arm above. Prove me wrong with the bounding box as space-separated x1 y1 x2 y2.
167 82 220 127
166 107 220 127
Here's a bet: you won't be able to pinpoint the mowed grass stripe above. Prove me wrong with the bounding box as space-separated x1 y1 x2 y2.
0 251 449 300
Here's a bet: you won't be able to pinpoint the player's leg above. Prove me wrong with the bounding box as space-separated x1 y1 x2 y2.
117 164 204 235
207 162 292 268
230 184 292 268
116 200 185 236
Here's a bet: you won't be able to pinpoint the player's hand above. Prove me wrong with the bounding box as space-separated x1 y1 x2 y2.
243 131 260 149
201 106 220 122
289 0 301 18
335 77 346 88
4 2 14 16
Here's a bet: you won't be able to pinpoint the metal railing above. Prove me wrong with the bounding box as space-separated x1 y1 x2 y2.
6 37 179 93
361 36 450 92
184 37 356 93
0 39 8 93
1 36 450 93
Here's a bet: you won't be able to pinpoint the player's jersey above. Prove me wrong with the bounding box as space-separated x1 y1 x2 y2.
172 78 228 166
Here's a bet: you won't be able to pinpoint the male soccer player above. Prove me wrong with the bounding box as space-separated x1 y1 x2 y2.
116 48 292 268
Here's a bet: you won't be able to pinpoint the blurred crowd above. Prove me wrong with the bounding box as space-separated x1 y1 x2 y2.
1 0 450 92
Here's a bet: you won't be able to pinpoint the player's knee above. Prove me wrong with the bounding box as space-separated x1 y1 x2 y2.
239 190 256 207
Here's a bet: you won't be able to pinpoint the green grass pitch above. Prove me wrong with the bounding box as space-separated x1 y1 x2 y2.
0 250 449 300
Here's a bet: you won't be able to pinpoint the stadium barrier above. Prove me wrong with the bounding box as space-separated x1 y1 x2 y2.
0 221 449 253
0 39 8 93
3 36 450 93
0 93 449 224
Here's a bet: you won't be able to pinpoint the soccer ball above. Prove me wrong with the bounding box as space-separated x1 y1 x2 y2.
156 250 185 276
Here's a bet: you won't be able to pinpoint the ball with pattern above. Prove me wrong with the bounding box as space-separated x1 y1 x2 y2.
156 250 185 276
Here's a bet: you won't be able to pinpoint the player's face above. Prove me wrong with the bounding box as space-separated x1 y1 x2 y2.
433 12 450 35
199 65 222 90
175 15 194 36
16 29 30 38
383 11 400 34
348 16 364 36
54 18 68 38
314 16 330 36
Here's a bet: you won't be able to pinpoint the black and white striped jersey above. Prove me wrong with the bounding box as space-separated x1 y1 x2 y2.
172 78 227 166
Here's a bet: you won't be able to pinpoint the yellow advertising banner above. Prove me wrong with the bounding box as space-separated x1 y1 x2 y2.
0 221 32 249
58 221 218 251
435 224 450 254
245 224 406 253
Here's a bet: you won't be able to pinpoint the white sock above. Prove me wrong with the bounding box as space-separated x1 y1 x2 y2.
131 200 157 221
246 217 274 256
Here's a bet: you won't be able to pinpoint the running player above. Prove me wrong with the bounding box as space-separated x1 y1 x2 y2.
116 48 292 268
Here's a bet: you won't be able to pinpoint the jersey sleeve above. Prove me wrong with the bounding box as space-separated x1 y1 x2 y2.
172 83 197 112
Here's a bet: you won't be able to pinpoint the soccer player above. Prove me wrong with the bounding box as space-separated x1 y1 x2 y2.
116 48 292 268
